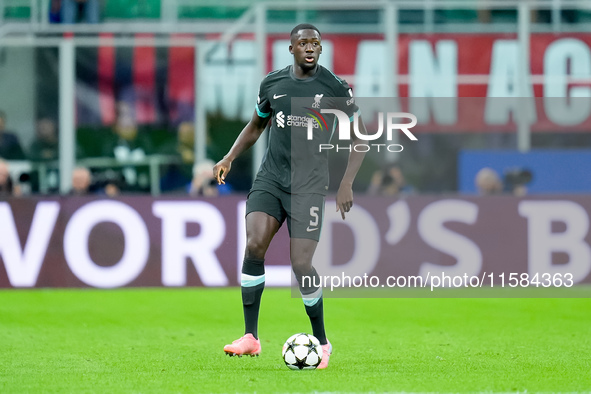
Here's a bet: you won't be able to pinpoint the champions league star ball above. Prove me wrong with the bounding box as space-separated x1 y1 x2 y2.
282 333 323 370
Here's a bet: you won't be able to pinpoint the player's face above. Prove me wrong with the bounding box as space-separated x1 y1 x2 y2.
289 29 322 70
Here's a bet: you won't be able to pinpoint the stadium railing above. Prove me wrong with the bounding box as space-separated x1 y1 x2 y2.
1 0 590 194
3 0 591 33
7 156 180 195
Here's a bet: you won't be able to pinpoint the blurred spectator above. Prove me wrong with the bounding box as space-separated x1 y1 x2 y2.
367 163 414 197
160 121 196 192
176 121 196 164
0 159 21 197
475 167 503 195
29 118 59 161
0 110 26 160
89 169 124 196
535 9 578 24
103 103 153 159
104 181 120 197
504 168 532 197
70 167 92 195
102 102 153 191
49 0 62 23
189 159 231 197
61 0 100 24
157 121 195 164
470 0 492 23
472 0 535 24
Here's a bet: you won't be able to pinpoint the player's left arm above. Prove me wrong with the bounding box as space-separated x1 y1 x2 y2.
336 115 367 220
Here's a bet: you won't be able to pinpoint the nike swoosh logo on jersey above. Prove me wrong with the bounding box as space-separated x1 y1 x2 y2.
273 94 287 99
306 227 319 232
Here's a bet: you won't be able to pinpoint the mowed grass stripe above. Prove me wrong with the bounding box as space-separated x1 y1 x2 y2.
1 288 590 393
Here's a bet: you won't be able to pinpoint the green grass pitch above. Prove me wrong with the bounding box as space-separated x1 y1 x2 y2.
1 288 590 393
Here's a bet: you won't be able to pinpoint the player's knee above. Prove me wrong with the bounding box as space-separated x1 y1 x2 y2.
245 237 269 259
291 259 313 278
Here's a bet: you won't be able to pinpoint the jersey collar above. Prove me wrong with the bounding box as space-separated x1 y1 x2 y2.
289 65 322 82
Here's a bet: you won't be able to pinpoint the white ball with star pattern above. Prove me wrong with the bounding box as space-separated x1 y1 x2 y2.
282 333 323 370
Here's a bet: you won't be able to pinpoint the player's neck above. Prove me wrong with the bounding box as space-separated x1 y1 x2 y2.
292 64 319 79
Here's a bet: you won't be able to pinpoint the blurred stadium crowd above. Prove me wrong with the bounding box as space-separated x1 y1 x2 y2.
1 0 590 197
4 1 591 25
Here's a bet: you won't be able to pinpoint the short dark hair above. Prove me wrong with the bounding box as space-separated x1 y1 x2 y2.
290 23 321 39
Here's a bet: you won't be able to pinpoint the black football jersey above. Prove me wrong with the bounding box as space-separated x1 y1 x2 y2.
254 65 359 195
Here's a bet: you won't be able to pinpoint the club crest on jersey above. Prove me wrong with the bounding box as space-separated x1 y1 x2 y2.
276 111 285 128
312 94 324 108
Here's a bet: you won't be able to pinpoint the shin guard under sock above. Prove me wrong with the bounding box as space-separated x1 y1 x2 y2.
241 258 265 339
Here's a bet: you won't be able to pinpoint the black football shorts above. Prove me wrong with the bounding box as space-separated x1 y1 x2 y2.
245 180 325 241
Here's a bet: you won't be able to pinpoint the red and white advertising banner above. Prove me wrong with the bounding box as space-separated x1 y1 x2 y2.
80 33 591 130
268 33 591 98
1 196 590 289
268 33 591 132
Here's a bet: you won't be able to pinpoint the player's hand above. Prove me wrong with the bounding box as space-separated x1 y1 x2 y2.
213 158 232 185
336 182 353 220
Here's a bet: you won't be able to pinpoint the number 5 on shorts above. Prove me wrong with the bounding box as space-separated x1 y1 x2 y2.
309 206 319 227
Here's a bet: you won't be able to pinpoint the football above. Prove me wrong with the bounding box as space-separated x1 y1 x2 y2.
282 333 323 370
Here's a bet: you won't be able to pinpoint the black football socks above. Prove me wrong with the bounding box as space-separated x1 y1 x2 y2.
299 267 327 345
241 257 265 339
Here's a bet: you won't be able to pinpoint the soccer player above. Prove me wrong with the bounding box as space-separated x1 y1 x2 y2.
214 23 366 369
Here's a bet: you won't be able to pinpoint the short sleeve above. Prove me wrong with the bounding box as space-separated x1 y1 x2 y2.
336 79 359 120
255 79 272 119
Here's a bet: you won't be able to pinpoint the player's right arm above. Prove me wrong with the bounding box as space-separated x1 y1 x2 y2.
213 111 269 184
